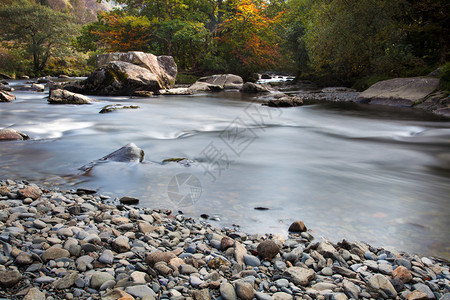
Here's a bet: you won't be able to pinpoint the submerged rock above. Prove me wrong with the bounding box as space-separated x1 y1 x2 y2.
79 142 144 171
0 128 30 141
99 104 140 113
159 87 193 95
48 89 93 104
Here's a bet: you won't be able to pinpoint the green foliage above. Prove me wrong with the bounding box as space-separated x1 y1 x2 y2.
176 73 199 84
440 62 450 92
0 1 79 75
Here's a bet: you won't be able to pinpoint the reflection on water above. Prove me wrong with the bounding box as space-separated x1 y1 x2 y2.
1 87 450 259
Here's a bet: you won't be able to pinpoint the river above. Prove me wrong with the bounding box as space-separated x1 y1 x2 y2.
1 80 450 259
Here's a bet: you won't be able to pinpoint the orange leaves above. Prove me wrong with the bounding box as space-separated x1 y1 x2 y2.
216 0 284 73
94 12 151 52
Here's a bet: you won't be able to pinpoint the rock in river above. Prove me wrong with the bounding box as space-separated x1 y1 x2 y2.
0 90 15 102
0 128 30 141
65 51 177 96
79 142 144 171
48 89 93 104
357 77 440 107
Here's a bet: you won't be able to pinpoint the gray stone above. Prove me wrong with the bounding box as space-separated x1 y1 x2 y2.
99 249 114 265
368 274 397 298
357 77 440 107
413 283 435 299
220 282 237 300
255 292 274 300
235 281 255 300
52 271 78 290
343 279 360 299
272 292 293 300
244 254 261 266
42 246 70 261
283 267 315 286
0 269 21 288
180 264 198 274
125 285 157 298
24 287 46 300
90 272 115 290
0 129 30 141
48 89 93 104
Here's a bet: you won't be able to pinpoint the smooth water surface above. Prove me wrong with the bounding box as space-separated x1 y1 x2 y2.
1 81 450 259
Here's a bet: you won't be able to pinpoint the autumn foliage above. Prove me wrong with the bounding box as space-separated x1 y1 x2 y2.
93 11 152 52
216 0 285 77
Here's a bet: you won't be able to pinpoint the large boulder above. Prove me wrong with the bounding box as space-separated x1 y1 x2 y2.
65 52 177 96
357 77 440 107
0 129 30 141
48 89 93 104
97 51 177 86
189 74 243 92
0 90 15 102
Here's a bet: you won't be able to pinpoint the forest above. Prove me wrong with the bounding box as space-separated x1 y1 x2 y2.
0 0 448 88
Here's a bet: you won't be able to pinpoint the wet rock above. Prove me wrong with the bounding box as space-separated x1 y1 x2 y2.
159 87 193 95
99 104 140 113
80 143 144 171
257 240 280 260
0 90 15 102
288 220 307 232
48 89 93 104
283 267 315 286
0 269 21 288
0 128 30 141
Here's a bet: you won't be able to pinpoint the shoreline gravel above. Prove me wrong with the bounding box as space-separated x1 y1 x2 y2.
0 179 449 300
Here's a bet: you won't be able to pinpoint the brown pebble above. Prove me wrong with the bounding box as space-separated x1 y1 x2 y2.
288 220 307 232
393 265 413 283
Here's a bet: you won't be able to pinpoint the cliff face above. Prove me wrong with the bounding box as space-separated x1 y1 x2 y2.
46 0 114 23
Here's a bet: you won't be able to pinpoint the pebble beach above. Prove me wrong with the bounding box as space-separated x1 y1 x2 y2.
0 179 449 300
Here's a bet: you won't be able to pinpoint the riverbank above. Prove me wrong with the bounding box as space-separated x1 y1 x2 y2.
1 179 449 299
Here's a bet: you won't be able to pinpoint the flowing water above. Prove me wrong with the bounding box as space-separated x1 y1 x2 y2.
1 80 450 259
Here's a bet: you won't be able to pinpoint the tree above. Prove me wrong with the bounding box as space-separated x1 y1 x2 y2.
216 0 285 79
0 1 78 75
